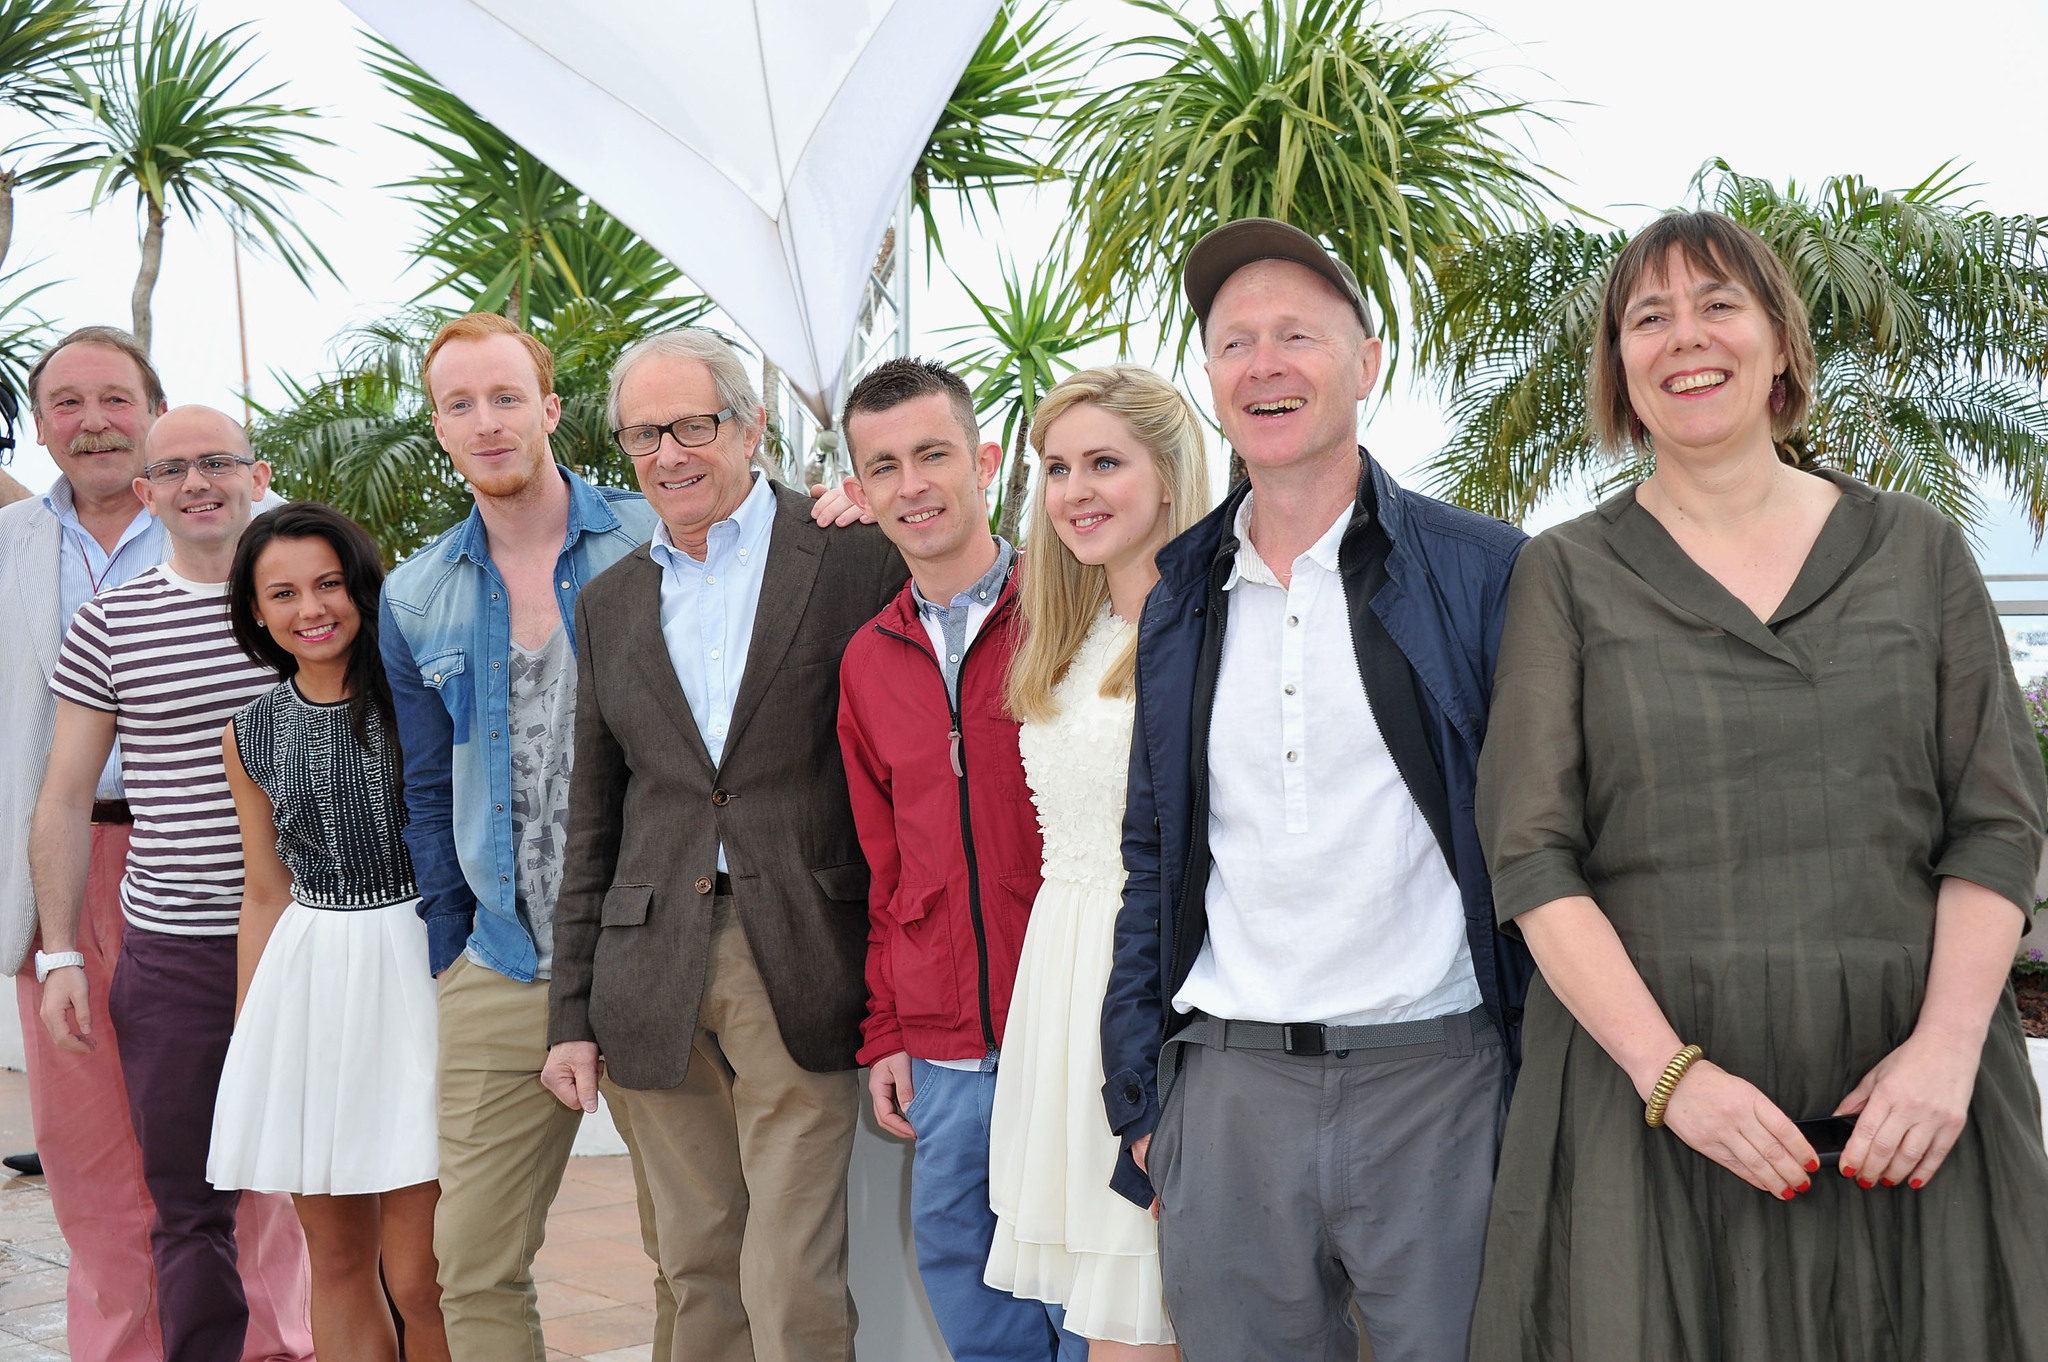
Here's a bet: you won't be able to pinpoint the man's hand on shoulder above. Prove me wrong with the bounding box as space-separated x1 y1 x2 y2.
870 1050 917 1139
809 478 874 528
541 1040 604 1112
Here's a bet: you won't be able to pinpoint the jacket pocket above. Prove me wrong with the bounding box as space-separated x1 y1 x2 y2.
416 647 473 733
600 884 653 927
812 862 870 902
885 883 960 1030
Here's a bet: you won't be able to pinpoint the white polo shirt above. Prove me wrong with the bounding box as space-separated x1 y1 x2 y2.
1172 494 1482 1027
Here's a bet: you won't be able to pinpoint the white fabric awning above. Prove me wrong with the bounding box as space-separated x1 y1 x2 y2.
340 0 1000 420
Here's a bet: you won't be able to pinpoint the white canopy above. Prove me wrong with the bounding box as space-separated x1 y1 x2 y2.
340 0 1001 421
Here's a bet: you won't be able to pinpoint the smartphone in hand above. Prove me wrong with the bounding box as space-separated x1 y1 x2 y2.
1793 1115 1858 1168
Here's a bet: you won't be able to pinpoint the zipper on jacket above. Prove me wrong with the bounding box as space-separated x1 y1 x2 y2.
875 609 1005 1052
1167 557 1230 994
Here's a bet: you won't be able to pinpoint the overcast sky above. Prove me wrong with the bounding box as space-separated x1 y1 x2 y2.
4 0 2045 574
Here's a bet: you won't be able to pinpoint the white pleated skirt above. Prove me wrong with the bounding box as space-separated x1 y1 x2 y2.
208 898 439 1196
986 872 1174 1345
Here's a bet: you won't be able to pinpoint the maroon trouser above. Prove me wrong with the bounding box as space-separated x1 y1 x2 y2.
106 927 284 1362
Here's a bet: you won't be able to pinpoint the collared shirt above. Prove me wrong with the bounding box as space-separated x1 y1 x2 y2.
650 471 778 873
380 465 660 982
911 538 1014 707
45 477 166 800
1173 493 1482 1028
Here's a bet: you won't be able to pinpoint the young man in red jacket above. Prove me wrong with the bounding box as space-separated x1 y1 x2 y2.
837 358 1085 1362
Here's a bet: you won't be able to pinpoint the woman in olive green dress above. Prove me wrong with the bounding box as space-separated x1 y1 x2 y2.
1471 210 2048 1361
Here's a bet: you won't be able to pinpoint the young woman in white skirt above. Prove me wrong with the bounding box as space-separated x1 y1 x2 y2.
985 366 1210 1357
211 502 446 1361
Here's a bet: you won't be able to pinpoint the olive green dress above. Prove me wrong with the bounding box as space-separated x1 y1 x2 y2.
1472 471 2048 1362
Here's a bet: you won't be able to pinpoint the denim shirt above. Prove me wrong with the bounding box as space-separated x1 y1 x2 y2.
379 467 658 979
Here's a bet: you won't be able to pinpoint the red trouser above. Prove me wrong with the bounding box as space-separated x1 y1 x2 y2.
15 821 314 1362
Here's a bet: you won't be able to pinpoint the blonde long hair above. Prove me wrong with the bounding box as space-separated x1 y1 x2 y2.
1007 365 1211 723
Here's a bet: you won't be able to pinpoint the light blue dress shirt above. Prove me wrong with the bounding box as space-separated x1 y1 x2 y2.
650 472 778 872
45 478 166 800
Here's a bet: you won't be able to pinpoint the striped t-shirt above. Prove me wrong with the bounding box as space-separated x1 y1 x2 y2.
49 565 276 935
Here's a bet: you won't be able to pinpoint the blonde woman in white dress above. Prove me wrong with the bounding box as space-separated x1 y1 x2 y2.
986 365 1211 1358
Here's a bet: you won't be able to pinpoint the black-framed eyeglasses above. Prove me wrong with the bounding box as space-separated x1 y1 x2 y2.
141 453 256 484
613 409 735 457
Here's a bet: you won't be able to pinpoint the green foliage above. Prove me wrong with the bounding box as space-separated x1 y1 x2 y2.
946 253 1119 538
916 0 1086 256
0 0 103 120
1418 161 2048 531
28 1 334 288
1058 0 1557 369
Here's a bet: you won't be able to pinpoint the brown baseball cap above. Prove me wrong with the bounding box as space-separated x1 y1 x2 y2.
1183 217 1376 339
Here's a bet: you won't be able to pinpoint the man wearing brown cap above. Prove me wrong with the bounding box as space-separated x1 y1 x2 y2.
1099 218 1534 1361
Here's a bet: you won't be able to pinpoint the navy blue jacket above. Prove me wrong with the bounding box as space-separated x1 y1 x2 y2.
1100 450 1534 1205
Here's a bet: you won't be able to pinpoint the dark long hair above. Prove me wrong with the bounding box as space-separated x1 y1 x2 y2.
229 503 399 758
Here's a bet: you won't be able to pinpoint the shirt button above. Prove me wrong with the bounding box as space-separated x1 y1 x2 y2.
1286 614 1299 627
1284 684 1297 696
695 876 713 895
706 575 717 585
1286 750 1299 762
1122 1083 1141 1104
949 653 959 663
495 804 503 812
501 874 510 883
559 580 570 589
712 789 731 807
493 661 501 669
491 731 500 739
492 593 500 600
432 673 443 684
710 649 721 660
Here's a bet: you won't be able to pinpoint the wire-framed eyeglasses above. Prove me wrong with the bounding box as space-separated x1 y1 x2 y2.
141 454 256 484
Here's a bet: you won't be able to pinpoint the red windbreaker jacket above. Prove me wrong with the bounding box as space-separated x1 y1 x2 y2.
837 564 1043 1067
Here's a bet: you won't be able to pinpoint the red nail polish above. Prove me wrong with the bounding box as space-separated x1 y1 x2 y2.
1797 1180 1811 1193
1805 1158 1820 1173
1882 1178 1896 1187
1909 1178 1924 1189
1779 1188 1795 1200
1859 1179 1875 1189
1840 1166 1857 1178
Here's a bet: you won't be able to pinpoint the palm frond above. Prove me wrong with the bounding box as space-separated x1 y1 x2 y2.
27 1 335 284
1058 0 1561 372
1418 159 2048 536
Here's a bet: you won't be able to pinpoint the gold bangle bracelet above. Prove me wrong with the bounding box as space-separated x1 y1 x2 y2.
1644 1044 1704 1128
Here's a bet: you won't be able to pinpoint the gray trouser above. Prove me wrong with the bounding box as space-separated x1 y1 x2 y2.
1149 1007 1506 1362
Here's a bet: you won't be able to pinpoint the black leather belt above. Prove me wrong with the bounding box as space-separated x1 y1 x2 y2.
1171 1005 1496 1057
90 799 133 825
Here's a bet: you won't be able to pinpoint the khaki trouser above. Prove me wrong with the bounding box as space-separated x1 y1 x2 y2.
434 953 675 1362
617 895 860 1362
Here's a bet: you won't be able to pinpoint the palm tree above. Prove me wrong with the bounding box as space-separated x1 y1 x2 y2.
1418 161 2048 534
27 1 332 353
947 253 1120 540
1058 0 1558 370
915 0 1086 258
0 0 105 274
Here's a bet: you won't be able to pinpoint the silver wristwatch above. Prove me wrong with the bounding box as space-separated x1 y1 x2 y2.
33 950 84 983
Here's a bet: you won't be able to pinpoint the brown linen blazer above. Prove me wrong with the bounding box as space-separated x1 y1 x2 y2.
548 483 907 1089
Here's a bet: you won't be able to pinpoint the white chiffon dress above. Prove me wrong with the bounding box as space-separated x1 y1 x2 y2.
985 609 1173 1345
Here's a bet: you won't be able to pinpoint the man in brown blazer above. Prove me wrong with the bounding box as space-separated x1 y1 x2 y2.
542 328 904 1362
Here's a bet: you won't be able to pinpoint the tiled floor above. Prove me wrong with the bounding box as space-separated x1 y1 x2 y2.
0 1070 656 1361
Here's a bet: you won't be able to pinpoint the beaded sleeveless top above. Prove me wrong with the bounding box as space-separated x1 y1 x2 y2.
232 680 418 909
